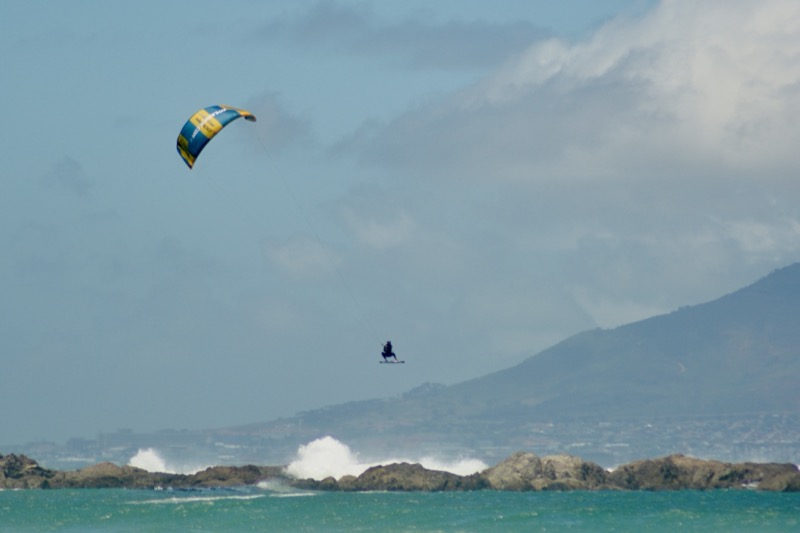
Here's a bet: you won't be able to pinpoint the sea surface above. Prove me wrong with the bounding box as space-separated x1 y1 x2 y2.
1 487 798 532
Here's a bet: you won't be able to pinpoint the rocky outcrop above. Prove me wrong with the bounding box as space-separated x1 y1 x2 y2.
482 452 608 491
0 453 56 489
48 462 186 489
3 451 799 491
184 465 285 488
0 453 288 489
607 454 800 491
294 462 488 492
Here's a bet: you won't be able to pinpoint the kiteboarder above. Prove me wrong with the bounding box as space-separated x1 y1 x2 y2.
382 341 397 362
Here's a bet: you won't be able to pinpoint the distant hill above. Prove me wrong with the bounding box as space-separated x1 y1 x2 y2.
23 264 800 470
234 263 800 462
444 261 800 421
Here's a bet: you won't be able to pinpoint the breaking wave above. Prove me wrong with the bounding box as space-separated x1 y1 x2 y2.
127 448 208 475
130 494 265 505
128 438 488 482
285 436 488 480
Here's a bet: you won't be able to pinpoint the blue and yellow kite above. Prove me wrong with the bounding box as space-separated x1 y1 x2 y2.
176 105 257 168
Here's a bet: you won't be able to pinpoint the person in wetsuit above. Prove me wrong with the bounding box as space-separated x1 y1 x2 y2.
382 340 397 362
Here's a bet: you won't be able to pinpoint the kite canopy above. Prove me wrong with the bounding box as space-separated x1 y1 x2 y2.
176 105 256 168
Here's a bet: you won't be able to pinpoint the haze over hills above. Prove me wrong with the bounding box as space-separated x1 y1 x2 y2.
447 261 800 420
232 263 800 464
12 264 800 469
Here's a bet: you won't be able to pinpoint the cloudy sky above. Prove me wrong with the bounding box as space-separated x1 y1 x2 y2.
3 0 799 445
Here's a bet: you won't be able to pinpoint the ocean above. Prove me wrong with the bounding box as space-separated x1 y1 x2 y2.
1 487 798 532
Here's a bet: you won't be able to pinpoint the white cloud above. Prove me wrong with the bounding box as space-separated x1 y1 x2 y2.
344 0 800 183
722 217 800 257
570 285 671 329
325 1 800 333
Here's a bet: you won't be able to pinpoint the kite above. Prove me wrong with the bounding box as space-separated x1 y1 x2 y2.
176 105 256 168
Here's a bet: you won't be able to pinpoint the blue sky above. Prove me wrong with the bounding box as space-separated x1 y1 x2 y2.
3 0 799 445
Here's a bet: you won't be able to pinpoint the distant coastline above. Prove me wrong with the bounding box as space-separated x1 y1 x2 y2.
2 451 798 492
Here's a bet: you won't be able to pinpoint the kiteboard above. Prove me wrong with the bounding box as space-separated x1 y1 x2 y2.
380 360 405 364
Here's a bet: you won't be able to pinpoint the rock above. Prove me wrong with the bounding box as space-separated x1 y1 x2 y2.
0 454 56 489
291 463 487 492
0 453 289 490
349 462 487 492
315 476 340 491
481 451 607 491
730 462 800 491
337 475 358 491
187 465 282 488
606 454 800 491
49 462 179 489
756 471 800 492
3 450 798 492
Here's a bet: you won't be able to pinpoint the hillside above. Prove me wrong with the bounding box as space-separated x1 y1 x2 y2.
30 264 799 469
236 263 800 463
445 262 800 420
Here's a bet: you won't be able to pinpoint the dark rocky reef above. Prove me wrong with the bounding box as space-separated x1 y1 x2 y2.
606 454 800 491
0 453 286 490
283 452 800 493
2 451 798 492
0 453 55 489
293 462 489 492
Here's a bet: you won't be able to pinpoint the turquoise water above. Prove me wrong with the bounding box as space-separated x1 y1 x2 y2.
1 488 798 532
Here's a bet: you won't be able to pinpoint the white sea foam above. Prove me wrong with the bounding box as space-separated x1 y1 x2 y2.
415 456 490 477
128 448 168 473
127 448 208 475
130 494 265 505
128 438 487 481
285 436 372 480
285 436 488 480
256 478 317 497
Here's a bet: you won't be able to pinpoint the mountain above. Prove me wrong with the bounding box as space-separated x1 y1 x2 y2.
28 264 800 469
445 261 800 420
235 263 800 464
